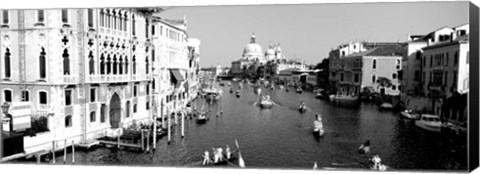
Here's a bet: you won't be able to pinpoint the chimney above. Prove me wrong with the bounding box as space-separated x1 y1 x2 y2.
407 33 411 41
427 38 431 46
451 31 457 41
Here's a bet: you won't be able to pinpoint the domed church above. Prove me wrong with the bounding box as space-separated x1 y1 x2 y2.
242 33 264 61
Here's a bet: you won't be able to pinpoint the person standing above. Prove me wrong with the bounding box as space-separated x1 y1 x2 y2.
203 151 211 165
225 145 231 159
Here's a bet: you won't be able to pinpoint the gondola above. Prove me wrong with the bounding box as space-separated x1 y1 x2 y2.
298 105 307 113
206 151 238 166
296 87 303 93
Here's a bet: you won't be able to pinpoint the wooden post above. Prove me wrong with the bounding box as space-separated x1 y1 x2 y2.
63 139 67 164
153 102 157 151
72 141 75 164
161 101 165 129
117 135 120 149
52 141 56 164
181 112 185 138
168 112 171 144
141 130 145 151
36 154 41 164
146 130 150 152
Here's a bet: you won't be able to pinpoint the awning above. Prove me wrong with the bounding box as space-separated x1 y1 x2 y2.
170 69 185 82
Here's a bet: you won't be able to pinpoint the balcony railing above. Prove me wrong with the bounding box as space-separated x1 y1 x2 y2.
63 75 76 84
38 104 49 111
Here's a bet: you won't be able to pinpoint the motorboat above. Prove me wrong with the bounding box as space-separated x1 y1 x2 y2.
254 87 261 94
296 87 303 93
315 92 326 100
236 90 241 98
205 89 222 102
400 110 419 120
196 112 209 124
378 103 394 110
415 114 442 132
330 94 359 102
232 78 239 82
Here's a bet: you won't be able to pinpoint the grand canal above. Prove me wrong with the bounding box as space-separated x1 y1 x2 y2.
54 81 467 171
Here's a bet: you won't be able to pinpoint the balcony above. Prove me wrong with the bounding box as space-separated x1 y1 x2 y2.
88 74 131 83
37 104 50 111
63 75 76 84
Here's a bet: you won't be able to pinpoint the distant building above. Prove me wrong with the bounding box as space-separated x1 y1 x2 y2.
328 42 403 92
330 46 403 96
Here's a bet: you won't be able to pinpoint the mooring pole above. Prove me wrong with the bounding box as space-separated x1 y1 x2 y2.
161 100 165 129
168 111 171 144
63 140 66 164
52 141 56 164
146 129 150 152
117 135 120 149
181 111 185 138
153 98 157 151
141 130 145 151
36 154 41 164
72 141 75 164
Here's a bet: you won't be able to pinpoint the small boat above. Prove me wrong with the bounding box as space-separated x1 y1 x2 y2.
330 94 359 102
315 92 325 100
227 82 232 86
285 88 289 92
400 110 419 120
296 87 303 93
232 78 239 82
415 114 442 132
379 103 394 110
236 90 241 98
205 90 222 102
219 83 225 86
278 85 284 89
229 88 233 93
254 87 261 94
196 113 209 124
298 104 307 113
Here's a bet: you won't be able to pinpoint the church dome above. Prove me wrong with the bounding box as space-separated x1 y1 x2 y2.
243 33 263 58
265 48 275 55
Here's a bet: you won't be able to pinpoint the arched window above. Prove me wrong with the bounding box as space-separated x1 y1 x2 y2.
118 56 123 74
90 111 96 122
132 14 136 36
152 78 156 90
39 91 48 104
124 56 129 74
106 54 111 74
65 115 72 127
4 48 11 78
62 49 70 75
39 47 46 79
132 56 136 74
372 75 376 83
100 104 106 123
88 51 95 75
126 101 130 118
372 59 376 69
112 55 117 75
100 54 105 74
145 56 149 74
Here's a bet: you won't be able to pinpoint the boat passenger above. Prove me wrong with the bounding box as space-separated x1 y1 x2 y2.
371 154 382 169
225 145 231 159
212 148 219 163
202 151 211 165
217 146 224 161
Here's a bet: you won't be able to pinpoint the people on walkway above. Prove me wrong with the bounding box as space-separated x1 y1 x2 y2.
217 146 224 161
371 154 382 169
212 148 219 163
202 150 211 165
225 145 231 159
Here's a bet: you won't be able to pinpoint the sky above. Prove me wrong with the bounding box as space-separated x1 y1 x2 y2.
159 1 469 67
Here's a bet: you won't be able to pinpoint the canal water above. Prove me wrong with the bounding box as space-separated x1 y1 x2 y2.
55 81 467 171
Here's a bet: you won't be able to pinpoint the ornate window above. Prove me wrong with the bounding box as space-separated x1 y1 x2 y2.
100 104 106 123
90 111 96 122
4 48 11 78
3 89 12 102
39 47 46 79
106 54 111 74
65 89 72 106
1 10 9 26
113 55 117 75
145 57 149 74
39 91 48 104
62 49 70 75
21 90 29 102
132 56 136 74
124 56 129 74
118 56 123 74
87 9 94 28
126 101 130 118
90 88 96 102
132 14 136 36
65 115 72 127
61 9 69 23
100 54 105 74
37 10 45 23
89 51 95 75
